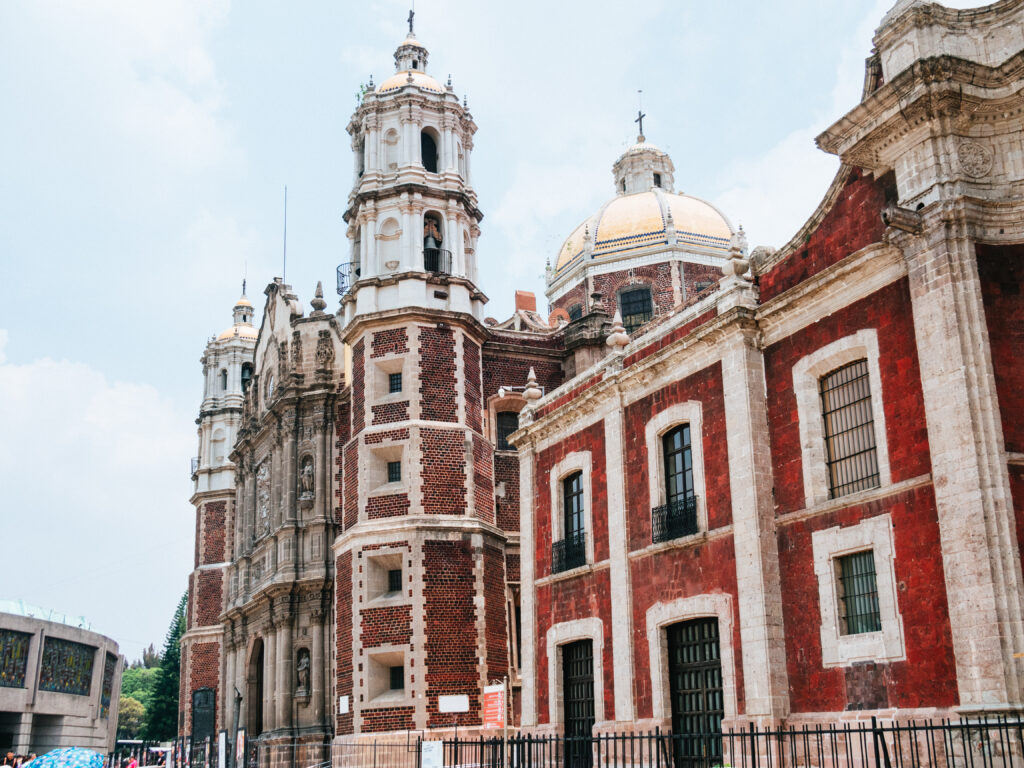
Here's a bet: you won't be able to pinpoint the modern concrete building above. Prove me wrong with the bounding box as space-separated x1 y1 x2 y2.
0 605 122 755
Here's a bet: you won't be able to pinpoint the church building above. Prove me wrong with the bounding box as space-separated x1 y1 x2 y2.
181 1 1024 762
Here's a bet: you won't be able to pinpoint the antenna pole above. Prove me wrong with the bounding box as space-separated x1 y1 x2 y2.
282 185 288 283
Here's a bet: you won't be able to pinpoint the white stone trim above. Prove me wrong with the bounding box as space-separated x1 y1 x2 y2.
646 594 737 722
548 451 594 565
644 401 707 533
546 617 605 725
792 329 892 508
811 513 905 667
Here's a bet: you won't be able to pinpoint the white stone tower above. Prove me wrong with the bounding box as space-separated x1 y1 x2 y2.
339 28 484 323
181 291 257 740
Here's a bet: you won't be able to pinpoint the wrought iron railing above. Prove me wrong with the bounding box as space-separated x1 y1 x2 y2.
423 248 452 275
336 261 361 295
552 531 587 574
652 495 699 543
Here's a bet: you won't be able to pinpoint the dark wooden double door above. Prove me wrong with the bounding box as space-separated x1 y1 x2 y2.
667 618 724 768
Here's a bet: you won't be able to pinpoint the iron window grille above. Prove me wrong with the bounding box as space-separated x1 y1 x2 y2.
387 568 402 593
820 358 880 498
389 665 404 691
388 372 402 394
553 472 586 573
387 461 402 484
652 496 699 544
568 304 583 321
495 411 519 451
837 550 882 635
619 287 653 334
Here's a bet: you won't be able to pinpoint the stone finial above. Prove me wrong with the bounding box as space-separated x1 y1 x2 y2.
583 224 594 259
722 227 752 280
523 367 543 401
606 309 630 350
311 281 327 314
665 204 676 244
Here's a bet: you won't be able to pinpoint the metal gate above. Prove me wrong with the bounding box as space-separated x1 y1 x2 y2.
562 639 595 768
667 618 723 768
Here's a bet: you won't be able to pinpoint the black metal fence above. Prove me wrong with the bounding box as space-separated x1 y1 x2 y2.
423 248 452 275
552 531 587 574
651 496 699 544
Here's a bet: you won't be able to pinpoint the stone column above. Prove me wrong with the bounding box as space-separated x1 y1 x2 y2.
604 397 635 721
224 639 236 730
719 306 790 722
311 608 325 725
366 216 378 277
898 219 1024 709
445 212 459 276
315 420 328 522
276 617 293 731
519 445 537 726
264 629 277 733
284 423 296 525
400 205 412 270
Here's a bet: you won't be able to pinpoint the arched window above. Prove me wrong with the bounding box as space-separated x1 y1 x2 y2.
619 286 653 333
220 369 228 391
420 130 438 173
495 411 519 451
662 424 693 505
241 363 253 393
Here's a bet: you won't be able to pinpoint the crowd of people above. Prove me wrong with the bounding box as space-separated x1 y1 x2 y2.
2 752 36 767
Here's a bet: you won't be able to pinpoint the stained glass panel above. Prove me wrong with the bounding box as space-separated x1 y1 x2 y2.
0 629 32 689
39 637 96 696
100 652 118 718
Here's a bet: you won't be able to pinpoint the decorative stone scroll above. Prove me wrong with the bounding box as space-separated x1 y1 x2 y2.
957 141 993 178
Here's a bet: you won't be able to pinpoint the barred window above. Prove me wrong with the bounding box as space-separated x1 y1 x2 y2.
568 304 583 321
496 411 519 451
563 471 585 539
387 461 401 483
619 287 653 334
389 665 404 690
388 372 402 394
387 568 402 593
820 359 880 498
836 550 881 635
662 424 693 505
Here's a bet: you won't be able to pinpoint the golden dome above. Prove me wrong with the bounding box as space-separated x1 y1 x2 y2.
234 295 252 308
218 325 258 341
555 190 733 274
376 70 444 94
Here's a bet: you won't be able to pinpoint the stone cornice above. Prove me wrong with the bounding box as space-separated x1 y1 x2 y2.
344 183 483 223
331 514 507 553
339 304 490 345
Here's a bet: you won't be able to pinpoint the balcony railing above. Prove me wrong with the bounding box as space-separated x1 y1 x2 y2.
336 261 361 295
423 248 452 275
652 495 699 544
552 531 587 574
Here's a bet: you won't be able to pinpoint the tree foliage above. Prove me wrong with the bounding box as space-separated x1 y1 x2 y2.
143 591 187 741
117 696 146 739
121 666 160 711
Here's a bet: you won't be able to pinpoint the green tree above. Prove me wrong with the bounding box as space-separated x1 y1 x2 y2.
117 696 146 739
121 666 160 711
144 591 187 741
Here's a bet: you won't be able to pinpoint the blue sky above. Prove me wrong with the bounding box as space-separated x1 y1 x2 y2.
0 0 981 660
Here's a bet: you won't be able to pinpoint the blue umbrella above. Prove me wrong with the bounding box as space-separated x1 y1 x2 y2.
23 748 104 768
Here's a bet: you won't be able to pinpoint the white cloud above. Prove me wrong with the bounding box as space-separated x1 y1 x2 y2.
0 337 195 660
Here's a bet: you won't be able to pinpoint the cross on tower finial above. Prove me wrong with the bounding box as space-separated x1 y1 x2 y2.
407 6 415 35
635 89 646 142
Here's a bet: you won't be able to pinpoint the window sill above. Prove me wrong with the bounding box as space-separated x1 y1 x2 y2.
368 690 411 707
368 482 408 497
368 590 409 606
535 559 609 587
628 525 733 561
778 474 931 527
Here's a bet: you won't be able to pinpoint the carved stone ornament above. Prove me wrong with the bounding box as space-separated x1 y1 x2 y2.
291 333 302 368
957 141 993 179
256 462 271 534
315 331 335 368
299 456 314 499
279 342 289 380
295 648 311 696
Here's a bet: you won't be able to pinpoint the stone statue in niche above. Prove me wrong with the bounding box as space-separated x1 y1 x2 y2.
256 462 271 534
296 648 311 696
299 456 314 499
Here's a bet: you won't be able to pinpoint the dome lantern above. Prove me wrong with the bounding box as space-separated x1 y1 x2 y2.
613 138 675 195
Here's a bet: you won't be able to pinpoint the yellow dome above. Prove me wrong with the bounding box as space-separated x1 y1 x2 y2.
218 325 258 341
555 190 733 274
376 70 444 94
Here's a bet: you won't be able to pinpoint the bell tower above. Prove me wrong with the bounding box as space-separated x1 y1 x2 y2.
332 23 508 738
339 28 484 325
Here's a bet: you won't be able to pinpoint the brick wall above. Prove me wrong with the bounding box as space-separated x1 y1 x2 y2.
335 400 350 522
495 453 520 531
682 263 722 299
202 501 227 564
623 361 730 549
505 553 520 583
777 484 957 712
420 428 467 515
366 493 410 519
365 428 410 445
629 536 742 719
344 443 359 529
976 243 1024 454
188 642 221 732
551 282 588 317
371 328 409 358
464 337 483 432
592 262 676 319
360 605 412 647
361 706 414 733
419 327 457 422
763 278 930 515
336 551 353 734
352 340 365 433
372 400 409 424
758 169 893 302
424 539 480 727
483 544 508 682
473 433 494 523
195 570 224 627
